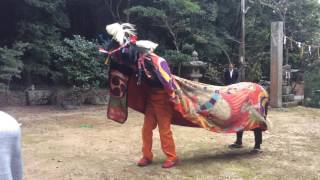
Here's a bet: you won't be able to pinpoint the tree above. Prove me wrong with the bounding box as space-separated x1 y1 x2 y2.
0 42 28 91
1 0 320 87
15 0 70 85
53 35 107 87
127 0 202 51
126 0 228 80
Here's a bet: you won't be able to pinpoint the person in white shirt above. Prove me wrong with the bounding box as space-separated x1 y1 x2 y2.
0 111 23 180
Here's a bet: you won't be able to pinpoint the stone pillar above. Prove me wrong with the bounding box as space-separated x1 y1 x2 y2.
270 22 283 108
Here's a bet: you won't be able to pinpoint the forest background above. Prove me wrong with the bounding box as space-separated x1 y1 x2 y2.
0 0 319 91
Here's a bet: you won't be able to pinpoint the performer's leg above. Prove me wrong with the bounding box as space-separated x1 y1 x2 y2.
155 104 177 162
146 90 177 168
229 131 244 148
253 128 262 149
249 128 263 154
141 105 157 161
236 131 244 145
150 91 177 168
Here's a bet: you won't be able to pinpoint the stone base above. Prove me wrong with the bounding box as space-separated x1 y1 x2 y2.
282 85 291 95
282 94 295 102
1 88 108 107
0 91 27 106
26 90 52 105
51 88 109 109
282 101 299 107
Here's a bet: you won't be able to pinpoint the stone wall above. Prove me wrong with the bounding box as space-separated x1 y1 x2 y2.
26 90 52 105
0 91 26 106
0 88 109 108
51 88 109 109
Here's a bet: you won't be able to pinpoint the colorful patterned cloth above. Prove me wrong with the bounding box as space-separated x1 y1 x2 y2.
107 53 269 133
171 76 269 132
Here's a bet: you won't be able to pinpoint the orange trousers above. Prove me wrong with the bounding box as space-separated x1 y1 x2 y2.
142 89 177 161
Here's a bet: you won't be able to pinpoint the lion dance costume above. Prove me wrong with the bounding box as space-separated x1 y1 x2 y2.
102 23 270 168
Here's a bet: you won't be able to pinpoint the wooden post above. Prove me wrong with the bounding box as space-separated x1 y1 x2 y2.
239 0 246 81
270 21 283 108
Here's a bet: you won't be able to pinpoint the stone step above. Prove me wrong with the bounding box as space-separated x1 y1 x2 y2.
282 94 295 102
282 101 299 107
282 86 291 94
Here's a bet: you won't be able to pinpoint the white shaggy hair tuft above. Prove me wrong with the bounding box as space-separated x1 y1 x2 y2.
106 23 136 45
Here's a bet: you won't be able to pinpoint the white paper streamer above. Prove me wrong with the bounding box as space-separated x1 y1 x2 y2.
308 46 312 55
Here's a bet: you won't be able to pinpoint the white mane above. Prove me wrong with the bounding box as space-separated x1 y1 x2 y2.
106 23 136 45
136 40 158 51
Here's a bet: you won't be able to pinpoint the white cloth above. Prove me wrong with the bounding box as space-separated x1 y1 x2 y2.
0 111 23 180
229 69 234 78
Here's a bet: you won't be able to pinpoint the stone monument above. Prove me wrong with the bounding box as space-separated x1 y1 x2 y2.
181 50 206 82
282 64 297 107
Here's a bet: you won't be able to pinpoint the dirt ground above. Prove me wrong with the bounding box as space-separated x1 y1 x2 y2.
2 106 320 180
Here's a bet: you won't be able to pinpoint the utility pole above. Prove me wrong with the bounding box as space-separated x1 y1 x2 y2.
239 0 247 81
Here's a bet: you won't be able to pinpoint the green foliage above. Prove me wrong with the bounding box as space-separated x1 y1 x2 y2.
181 43 194 54
304 63 320 107
127 0 227 75
1 0 320 89
203 65 223 85
0 42 28 91
23 0 70 29
127 0 202 17
18 22 63 78
14 0 70 85
53 35 107 87
246 61 262 82
244 0 320 79
127 0 203 52
161 0 202 15
126 6 166 19
162 50 192 67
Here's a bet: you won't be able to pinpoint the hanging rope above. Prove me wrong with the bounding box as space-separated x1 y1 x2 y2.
284 35 320 58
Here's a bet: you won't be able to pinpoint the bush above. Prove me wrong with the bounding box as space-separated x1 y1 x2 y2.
304 62 320 108
0 42 28 92
162 50 193 67
53 35 108 88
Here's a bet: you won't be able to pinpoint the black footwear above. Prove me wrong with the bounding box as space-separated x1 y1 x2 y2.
249 148 263 154
228 143 243 149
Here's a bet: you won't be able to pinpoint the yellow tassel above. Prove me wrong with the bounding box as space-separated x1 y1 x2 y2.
104 57 110 65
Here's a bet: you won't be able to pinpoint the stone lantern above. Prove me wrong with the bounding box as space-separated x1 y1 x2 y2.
282 64 296 107
192 50 198 60
181 50 206 82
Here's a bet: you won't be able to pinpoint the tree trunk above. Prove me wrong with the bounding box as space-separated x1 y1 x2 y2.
116 0 123 22
164 19 179 51
126 0 131 22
